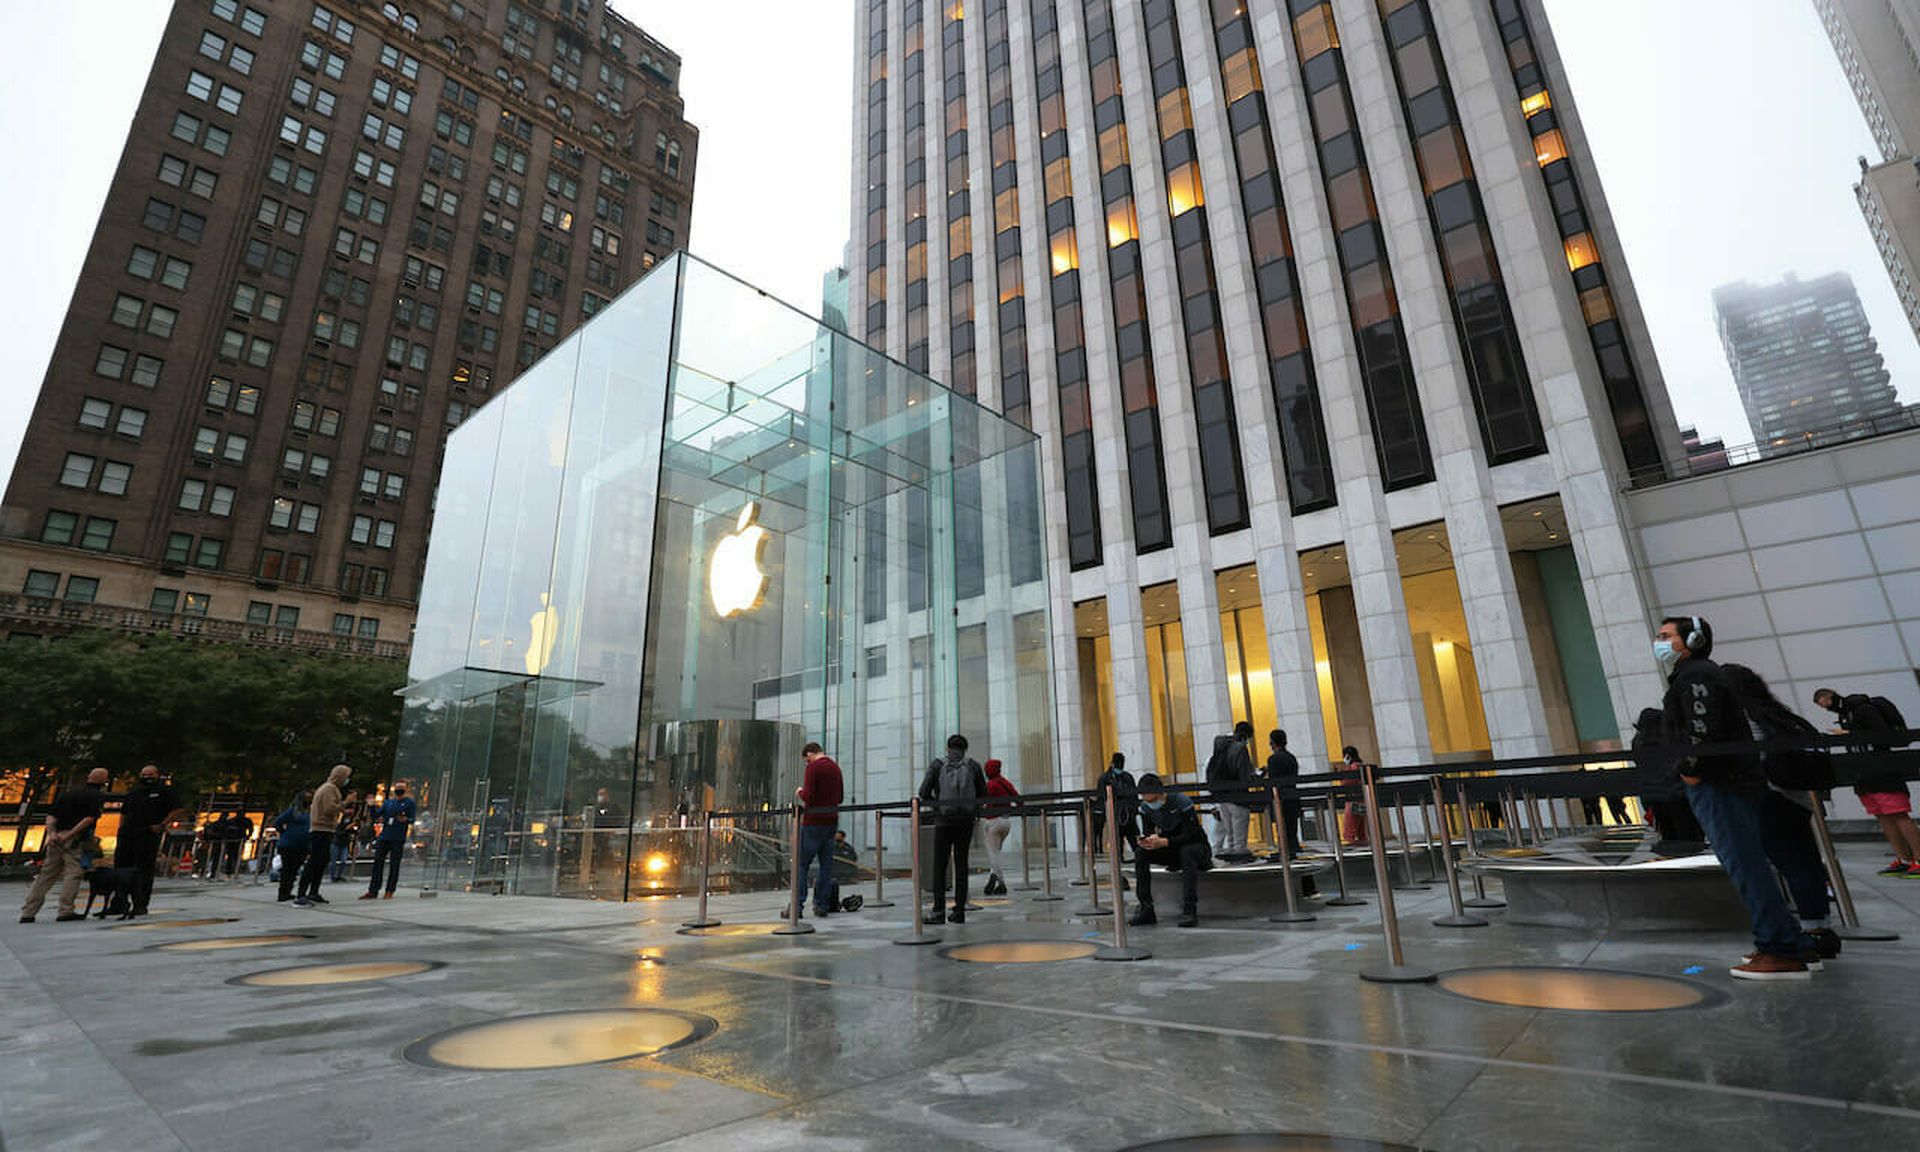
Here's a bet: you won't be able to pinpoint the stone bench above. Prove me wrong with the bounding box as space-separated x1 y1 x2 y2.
1460 852 1747 932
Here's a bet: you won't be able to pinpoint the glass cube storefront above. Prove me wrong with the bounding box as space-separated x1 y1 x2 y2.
395 254 1054 898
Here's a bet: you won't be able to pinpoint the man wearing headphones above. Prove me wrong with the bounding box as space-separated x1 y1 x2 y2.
1655 615 1814 981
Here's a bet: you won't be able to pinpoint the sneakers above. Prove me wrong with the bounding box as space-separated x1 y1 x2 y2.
946 909 966 924
1902 863 1920 879
1739 950 1822 972
1730 953 1813 981
55 913 85 922
1128 904 1157 927
1876 859 1912 876
291 898 313 908
1809 928 1842 960
17 916 33 924
308 894 329 905
276 894 293 902
922 910 945 925
358 892 378 901
382 892 395 900
1176 909 1199 928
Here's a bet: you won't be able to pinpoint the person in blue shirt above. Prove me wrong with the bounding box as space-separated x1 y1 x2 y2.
361 782 417 900
273 791 313 903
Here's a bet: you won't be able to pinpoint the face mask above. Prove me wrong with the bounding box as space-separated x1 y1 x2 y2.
1141 798 1164 811
1653 639 1679 669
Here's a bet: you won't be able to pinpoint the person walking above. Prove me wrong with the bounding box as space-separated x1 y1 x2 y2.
795 742 844 918
114 764 183 916
918 734 988 924
1338 746 1370 847
273 792 313 903
361 782 417 900
296 764 352 907
1655 615 1813 981
1813 687 1920 877
980 759 1019 895
1127 774 1210 928
1090 753 1138 857
19 768 109 923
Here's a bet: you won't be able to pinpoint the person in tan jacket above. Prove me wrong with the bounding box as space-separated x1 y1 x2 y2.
295 764 351 906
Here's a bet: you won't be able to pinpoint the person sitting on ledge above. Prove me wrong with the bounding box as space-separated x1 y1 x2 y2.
1128 774 1210 928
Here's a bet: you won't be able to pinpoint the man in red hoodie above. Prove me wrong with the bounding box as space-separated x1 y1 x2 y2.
981 759 1019 895
796 742 844 917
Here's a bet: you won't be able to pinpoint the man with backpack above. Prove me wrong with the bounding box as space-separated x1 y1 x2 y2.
1205 721 1257 863
1814 687 1919 877
918 734 989 924
1091 753 1138 857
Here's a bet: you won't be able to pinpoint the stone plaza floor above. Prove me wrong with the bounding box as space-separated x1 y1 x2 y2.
4 844 1919 1152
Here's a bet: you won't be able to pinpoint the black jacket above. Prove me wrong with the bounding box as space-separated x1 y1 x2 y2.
918 754 989 826
1208 735 1263 809
1659 655 1764 792
1836 693 1907 792
1095 765 1138 822
1134 792 1206 849
1266 749 1300 801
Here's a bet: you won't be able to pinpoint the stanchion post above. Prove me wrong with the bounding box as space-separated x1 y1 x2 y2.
680 811 722 929
1075 796 1111 916
1417 792 1445 883
1457 782 1505 909
1389 794 1426 889
772 803 815 936
1070 800 1091 886
1321 793 1366 906
1525 792 1548 845
1429 776 1488 928
866 808 895 909
1094 785 1150 961
1809 796 1898 941
1269 786 1315 924
894 796 941 946
1033 808 1063 902
1014 807 1036 891
1356 764 1435 983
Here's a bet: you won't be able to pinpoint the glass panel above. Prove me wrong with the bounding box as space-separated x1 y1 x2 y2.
1395 522 1491 759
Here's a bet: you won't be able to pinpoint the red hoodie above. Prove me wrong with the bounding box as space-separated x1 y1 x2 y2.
983 760 1018 817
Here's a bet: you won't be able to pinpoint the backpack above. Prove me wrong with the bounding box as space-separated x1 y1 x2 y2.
934 756 979 804
1751 701 1835 791
1204 735 1241 785
1868 696 1912 747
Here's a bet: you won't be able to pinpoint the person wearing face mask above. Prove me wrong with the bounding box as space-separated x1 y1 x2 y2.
296 764 352 907
1128 774 1209 928
1812 687 1920 877
1654 615 1814 981
114 763 184 917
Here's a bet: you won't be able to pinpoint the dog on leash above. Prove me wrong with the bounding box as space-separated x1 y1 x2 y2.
84 867 139 920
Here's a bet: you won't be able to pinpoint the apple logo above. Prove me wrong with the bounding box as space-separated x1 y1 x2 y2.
709 503 770 618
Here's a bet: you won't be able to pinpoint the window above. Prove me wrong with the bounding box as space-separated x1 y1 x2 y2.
332 612 354 635
374 520 396 549
274 605 301 629
23 570 60 598
282 447 305 473
98 462 131 496
131 356 163 388
311 5 354 44
127 246 159 280
111 294 143 328
150 589 180 613
216 85 243 115
222 432 249 463
188 169 218 200
80 518 116 551
95 346 127 379
116 407 148 438
195 538 223 568
382 473 404 499
356 617 379 639
359 467 380 496
79 398 111 429
179 478 208 510
164 533 192 565
193 426 219 456
208 485 235 517
246 601 272 625
65 577 100 604
351 514 371 544
41 511 77 546
142 197 174 232
270 497 294 529
146 305 178 338
296 503 320 533
161 258 191 290
59 453 95 488
158 154 188 187
186 70 215 103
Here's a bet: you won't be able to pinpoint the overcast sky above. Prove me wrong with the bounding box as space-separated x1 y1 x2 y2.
0 0 1909 482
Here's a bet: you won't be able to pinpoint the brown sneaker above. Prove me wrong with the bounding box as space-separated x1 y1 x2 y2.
381 892 394 900
1730 953 1811 982
1738 951 1822 972
358 893 377 901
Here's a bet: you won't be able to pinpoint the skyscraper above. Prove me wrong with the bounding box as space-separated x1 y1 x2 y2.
851 0 1684 783
1714 272 1900 448
0 0 695 654
1815 0 1920 343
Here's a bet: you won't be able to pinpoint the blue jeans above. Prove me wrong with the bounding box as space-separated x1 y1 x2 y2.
1686 782 1808 957
798 825 836 913
328 836 351 880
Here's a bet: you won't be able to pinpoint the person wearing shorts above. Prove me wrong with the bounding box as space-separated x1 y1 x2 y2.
1815 688 1920 878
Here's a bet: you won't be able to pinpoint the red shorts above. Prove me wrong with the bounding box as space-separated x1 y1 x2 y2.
1859 788 1913 817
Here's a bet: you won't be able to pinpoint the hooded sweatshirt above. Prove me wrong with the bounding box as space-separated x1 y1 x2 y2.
919 748 988 826
982 760 1019 818
309 765 352 833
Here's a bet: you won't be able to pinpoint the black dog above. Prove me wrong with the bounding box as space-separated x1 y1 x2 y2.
84 867 139 920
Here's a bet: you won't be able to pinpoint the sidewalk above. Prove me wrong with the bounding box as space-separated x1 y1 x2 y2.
3 845 1918 1152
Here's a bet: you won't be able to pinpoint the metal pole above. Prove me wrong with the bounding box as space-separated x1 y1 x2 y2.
1503 790 1523 846
1809 795 1898 941
679 811 721 930
1320 793 1366 906
1075 796 1110 916
1269 786 1315 924
894 796 941 946
1457 782 1505 909
866 808 895 909
1014 808 1036 891
1389 794 1425 889
1033 808 1062 902
1429 776 1487 928
1070 799 1091 886
1356 764 1434 983
1094 785 1149 961
1525 792 1548 845
1417 792 1445 883
772 803 814 936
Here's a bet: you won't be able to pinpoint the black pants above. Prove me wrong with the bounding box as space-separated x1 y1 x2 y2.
1278 798 1303 855
1758 791 1829 924
113 834 161 914
369 840 404 895
277 844 309 900
1647 798 1705 846
299 831 334 899
1091 812 1137 856
930 820 974 913
1134 841 1208 913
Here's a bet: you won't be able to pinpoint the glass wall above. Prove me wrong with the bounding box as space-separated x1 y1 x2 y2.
1394 522 1492 759
1142 581 1196 781
397 254 1054 899
1074 597 1119 783
1217 566 1279 739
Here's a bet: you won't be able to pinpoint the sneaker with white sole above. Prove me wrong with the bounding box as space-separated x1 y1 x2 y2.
1739 950 1822 972
1730 953 1812 981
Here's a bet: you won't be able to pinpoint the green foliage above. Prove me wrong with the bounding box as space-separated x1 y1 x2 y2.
0 631 404 801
